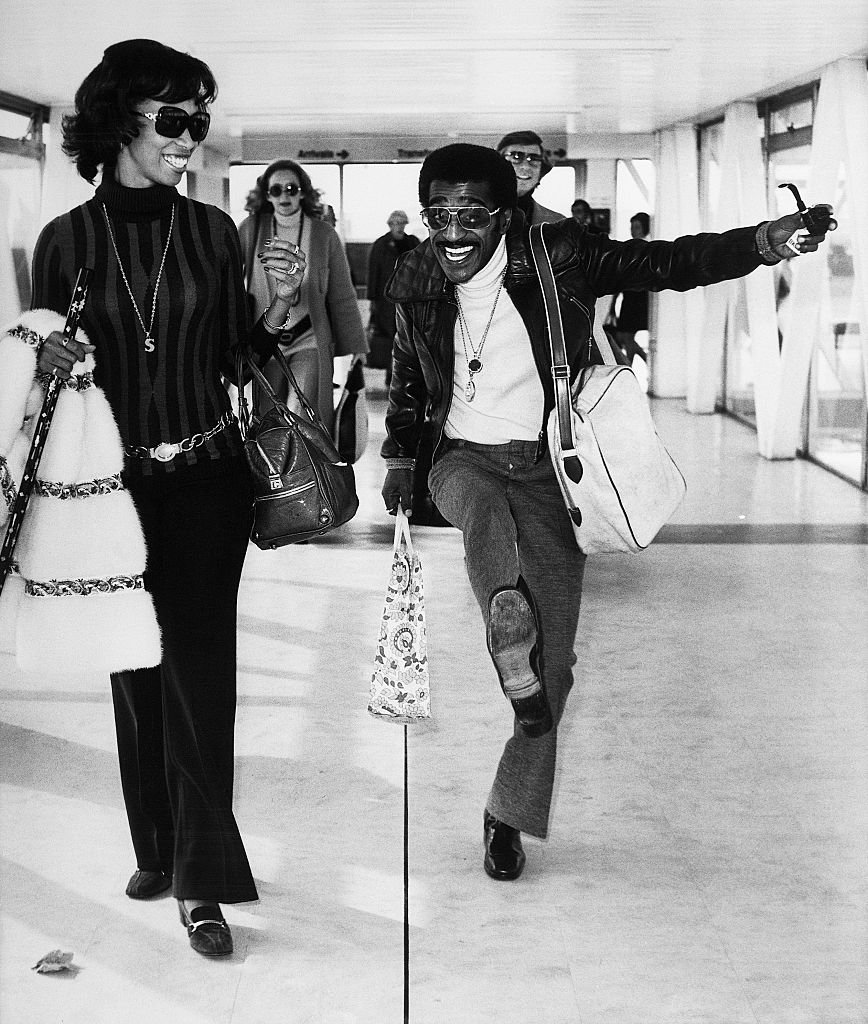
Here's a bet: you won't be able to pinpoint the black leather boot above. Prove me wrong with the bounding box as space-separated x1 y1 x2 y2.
483 809 526 880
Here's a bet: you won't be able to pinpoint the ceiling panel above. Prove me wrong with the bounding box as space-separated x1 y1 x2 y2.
1 0 866 152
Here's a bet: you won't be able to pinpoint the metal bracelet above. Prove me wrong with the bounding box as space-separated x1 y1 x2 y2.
125 411 235 462
263 304 292 332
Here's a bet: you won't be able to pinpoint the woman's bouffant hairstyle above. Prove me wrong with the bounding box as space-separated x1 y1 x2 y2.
418 144 517 211
256 160 324 220
62 39 217 183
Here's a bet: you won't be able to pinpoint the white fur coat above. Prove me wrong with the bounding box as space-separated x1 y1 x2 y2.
0 309 161 673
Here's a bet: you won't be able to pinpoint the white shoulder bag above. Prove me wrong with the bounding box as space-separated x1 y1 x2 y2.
528 223 686 554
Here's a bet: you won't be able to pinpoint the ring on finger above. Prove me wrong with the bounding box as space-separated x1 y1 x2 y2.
286 264 299 276
61 336 69 348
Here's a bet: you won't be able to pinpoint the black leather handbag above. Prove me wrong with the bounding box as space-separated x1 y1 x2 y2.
236 347 359 548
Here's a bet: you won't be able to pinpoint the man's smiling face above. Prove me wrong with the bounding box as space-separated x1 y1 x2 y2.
425 179 511 285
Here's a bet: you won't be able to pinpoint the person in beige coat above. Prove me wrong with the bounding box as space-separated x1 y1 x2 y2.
239 159 367 430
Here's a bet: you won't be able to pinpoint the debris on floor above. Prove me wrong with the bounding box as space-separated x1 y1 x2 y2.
32 950 79 975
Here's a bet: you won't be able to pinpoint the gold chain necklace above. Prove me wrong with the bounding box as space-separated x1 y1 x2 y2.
455 270 506 402
101 202 176 353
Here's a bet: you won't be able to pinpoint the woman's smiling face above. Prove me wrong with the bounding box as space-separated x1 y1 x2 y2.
116 97 201 188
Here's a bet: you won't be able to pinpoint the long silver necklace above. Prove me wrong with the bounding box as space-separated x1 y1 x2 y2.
101 202 176 353
455 270 506 402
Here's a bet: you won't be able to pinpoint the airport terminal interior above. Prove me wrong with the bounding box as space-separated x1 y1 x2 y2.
1 2 867 1022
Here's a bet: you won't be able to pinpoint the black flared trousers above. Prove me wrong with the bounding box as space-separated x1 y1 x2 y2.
110 459 258 904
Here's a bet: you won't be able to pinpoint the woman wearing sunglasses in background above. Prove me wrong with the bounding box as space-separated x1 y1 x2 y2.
30 38 304 957
238 159 367 428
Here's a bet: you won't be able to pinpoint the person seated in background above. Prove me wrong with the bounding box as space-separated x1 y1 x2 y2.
380 143 833 884
366 209 420 386
238 159 367 429
496 130 565 225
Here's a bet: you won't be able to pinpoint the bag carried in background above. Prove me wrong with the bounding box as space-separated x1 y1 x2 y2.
528 223 686 555
369 508 431 723
332 354 369 464
236 347 359 548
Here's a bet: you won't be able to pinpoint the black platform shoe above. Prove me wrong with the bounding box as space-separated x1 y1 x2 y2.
483 809 526 880
178 901 233 957
125 869 172 900
486 578 553 737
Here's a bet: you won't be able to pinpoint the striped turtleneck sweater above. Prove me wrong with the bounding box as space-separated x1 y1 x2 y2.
31 175 278 478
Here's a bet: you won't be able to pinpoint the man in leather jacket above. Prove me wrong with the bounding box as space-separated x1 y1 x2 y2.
380 143 832 882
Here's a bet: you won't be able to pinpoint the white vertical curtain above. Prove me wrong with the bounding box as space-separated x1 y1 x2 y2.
688 101 779 452
650 124 701 398
769 58 868 458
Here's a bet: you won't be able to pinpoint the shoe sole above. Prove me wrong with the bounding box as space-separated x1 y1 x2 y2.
488 590 537 691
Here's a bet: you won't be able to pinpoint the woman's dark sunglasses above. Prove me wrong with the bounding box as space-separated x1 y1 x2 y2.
137 107 211 143
267 183 302 198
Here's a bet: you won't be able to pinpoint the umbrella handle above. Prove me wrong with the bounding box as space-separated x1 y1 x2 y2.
0 267 93 596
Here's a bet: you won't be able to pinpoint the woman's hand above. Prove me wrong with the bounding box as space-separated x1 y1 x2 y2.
35 330 95 380
258 239 307 303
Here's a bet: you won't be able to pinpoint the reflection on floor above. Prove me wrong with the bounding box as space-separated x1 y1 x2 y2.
2 378 867 1024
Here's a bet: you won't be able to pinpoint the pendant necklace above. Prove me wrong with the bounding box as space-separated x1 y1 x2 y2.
455 270 506 402
102 202 176 353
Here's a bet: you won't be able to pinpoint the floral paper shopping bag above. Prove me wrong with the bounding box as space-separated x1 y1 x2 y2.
368 508 430 722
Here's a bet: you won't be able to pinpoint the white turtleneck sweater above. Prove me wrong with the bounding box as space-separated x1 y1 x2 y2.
445 237 544 444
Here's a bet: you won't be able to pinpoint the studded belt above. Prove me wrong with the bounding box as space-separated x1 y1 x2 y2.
125 411 235 462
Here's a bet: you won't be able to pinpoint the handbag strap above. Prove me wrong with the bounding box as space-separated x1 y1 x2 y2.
235 344 324 440
527 224 583 484
393 506 413 555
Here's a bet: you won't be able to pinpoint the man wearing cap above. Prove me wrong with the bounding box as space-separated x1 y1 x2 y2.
367 210 420 383
496 130 566 225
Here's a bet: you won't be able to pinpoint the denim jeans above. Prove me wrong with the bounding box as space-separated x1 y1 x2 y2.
429 438 586 838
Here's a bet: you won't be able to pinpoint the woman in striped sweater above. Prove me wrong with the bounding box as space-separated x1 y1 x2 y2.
31 38 304 958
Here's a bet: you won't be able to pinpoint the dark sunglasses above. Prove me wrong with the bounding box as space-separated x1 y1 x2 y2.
137 106 210 143
267 183 302 198
503 149 544 166
421 206 500 230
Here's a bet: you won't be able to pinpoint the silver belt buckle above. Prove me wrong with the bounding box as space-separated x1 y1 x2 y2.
153 442 180 463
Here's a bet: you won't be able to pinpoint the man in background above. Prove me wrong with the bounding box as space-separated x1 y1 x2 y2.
496 130 565 225
366 210 420 385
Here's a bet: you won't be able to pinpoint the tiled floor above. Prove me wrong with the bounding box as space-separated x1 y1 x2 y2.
1 380 866 1024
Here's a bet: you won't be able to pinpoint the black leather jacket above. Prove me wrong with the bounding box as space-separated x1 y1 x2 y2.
381 212 765 461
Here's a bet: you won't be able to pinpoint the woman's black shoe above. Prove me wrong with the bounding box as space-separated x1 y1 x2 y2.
486 580 553 737
125 869 172 900
483 809 526 880
177 901 233 957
